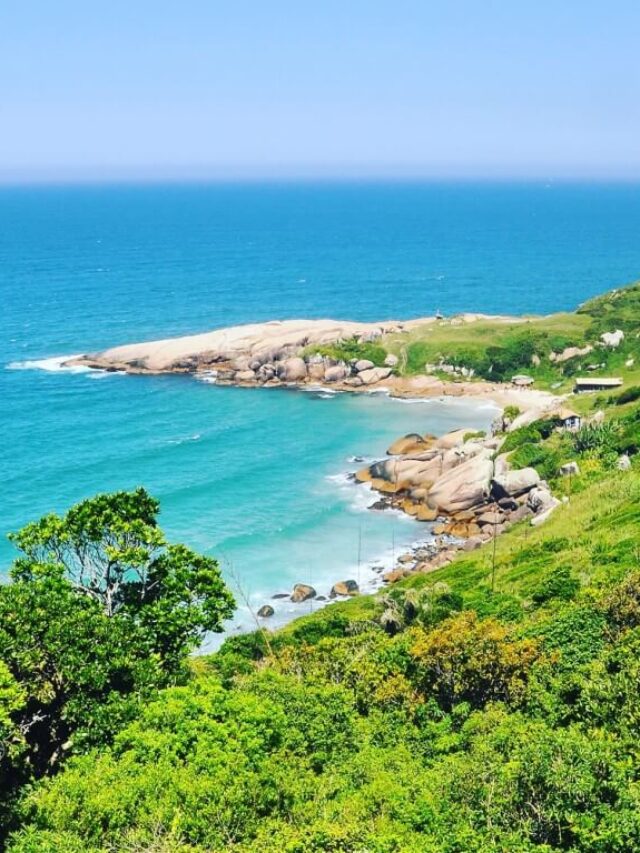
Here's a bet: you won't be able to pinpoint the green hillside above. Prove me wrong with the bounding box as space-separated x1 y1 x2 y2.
306 280 640 393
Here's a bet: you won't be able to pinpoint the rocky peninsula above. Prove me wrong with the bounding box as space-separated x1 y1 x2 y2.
67 312 555 409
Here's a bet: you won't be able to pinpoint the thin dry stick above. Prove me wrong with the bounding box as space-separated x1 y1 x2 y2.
223 556 276 663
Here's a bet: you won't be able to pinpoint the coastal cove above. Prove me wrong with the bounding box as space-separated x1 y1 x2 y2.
4 183 640 639
2 362 499 639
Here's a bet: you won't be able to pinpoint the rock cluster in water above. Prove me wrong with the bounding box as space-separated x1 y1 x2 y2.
354 426 560 582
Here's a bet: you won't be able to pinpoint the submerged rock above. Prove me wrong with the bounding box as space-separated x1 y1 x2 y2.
290 583 317 603
330 580 359 597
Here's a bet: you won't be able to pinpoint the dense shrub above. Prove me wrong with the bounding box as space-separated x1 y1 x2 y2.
612 385 640 406
532 566 580 605
572 422 621 454
409 612 540 711
308 337 388 366
602 571 640 633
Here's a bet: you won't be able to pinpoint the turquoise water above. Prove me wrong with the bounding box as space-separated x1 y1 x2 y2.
3 183 640 635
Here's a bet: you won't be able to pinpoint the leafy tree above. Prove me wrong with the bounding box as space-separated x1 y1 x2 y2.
0 490 234 838
0 663 25 832
9 488 235 669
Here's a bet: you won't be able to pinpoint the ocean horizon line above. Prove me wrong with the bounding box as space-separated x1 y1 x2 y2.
2 173 640 189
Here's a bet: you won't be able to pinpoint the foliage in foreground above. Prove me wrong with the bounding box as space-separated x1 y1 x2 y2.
0 489 234 841
4 463 640 852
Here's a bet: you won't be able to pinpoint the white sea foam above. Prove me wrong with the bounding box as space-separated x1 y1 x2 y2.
6 354 94 374
166 433 202 446
195 371 218 384
86 370 124 380
305 385 340 396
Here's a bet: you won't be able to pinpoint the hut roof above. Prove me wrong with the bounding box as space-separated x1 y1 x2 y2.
574 377 623 388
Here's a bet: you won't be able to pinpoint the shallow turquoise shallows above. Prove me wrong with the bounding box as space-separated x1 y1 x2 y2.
3 183 640 637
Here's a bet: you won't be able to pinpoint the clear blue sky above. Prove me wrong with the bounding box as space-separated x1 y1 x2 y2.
2 0 639 182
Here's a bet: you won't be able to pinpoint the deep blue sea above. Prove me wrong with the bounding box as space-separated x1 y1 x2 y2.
3 182 640 638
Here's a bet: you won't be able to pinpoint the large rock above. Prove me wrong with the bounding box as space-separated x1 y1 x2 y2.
617 454 632 471
324 364 347 382
427 452 494 513
555 344 593 363
358 366 392 385
330 579 359 597
290 583 317 603
526 485 557 513
305 354 326 380
507 504 533 523
435 428 470 450
560 461 580 476
257 604 274 618
387 433 432 455
415 505 438 522
601 330 624 348
277 357 307 382
354 359 375 372
257 363 276 381
384 353 399 367
234 369 256 382
230 356 252 371
531 502 560 526
366 443 486 491
492 467 540 498
494 453 511 477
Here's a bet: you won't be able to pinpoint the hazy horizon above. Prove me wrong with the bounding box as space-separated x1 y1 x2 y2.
2 1 639 184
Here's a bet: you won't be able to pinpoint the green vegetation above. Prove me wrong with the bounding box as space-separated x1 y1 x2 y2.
3 434 640 849
382 280 640 391
305 336 388 366
612 385 640 406
0 489 234 844
2 284 640 850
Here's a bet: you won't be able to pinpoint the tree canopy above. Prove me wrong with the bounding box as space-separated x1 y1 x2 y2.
0 490 234 843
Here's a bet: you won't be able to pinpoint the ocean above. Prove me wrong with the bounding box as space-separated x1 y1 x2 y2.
3 182 640 638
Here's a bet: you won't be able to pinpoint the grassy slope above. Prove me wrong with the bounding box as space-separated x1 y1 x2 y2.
382 280 640 391
304 281 640 391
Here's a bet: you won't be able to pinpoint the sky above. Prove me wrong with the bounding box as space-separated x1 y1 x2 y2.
1 0 639 182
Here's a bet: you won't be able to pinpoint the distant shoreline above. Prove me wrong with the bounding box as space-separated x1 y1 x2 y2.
65 312 557 411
